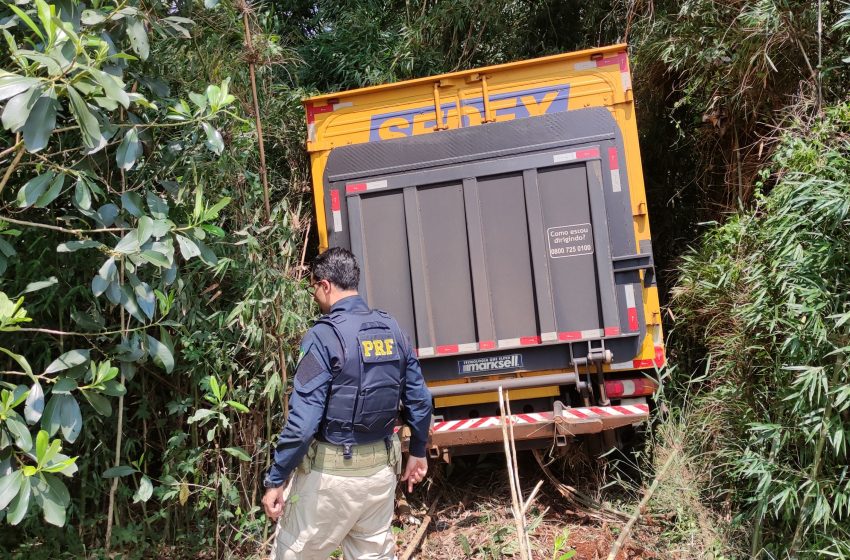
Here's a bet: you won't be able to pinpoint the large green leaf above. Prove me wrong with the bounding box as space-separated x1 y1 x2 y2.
66 85 101 151
6 416 32 451
23 94 57 152
175 234 200 259
90 69 129 109
83 392 111 417
73 177 92 210
140 250 170 268
224 446 251 461
8 475 31 525
202 122 224 155
92 257 116 297
37 473 69 525
102 465 136 478
134 281 155 319
5 4 45 41
33 173 64 207
116 127 142 170
119 283 145 323
44 349 90 374
16 172 55 208
0 470 23 510
1 86 39 132
19 276 57 295
41 396 61 436
52 378 77 394
57 240 103 253
24 381 44 424
147 334 174 373
121 191 144 217
114 230 140 254
58 395 82 443
137 216 154 245
146 191 169 219
0 72 40 101
126 17 149 60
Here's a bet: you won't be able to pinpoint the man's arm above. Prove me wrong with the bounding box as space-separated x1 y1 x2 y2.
264 329 337 489
400 337 433 458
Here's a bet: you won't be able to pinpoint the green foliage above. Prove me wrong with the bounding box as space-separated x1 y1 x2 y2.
671 104 850 556
0 0 313 554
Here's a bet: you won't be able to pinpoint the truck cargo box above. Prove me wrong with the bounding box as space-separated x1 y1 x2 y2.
305 44 664 454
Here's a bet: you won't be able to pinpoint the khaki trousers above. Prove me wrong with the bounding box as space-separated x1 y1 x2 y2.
274 465 397 560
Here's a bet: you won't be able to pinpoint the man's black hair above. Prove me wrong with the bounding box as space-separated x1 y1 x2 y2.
311 247 360 290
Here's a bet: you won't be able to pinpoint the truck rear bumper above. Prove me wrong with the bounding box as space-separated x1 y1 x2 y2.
396 402 650 455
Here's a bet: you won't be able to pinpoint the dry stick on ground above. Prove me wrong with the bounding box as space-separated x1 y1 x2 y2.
400 490 445 560
605 449 678 560
531 449 629 523
498 387 531 560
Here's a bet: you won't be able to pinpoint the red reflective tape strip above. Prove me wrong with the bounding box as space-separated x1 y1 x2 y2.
517 414 536 423
604 326 620 336
628 308 639 331
478 340 496 350
633 359 654 368
596 52 628 72
613 405 634 415
576 148 600 159
436 344 459 355
566 408 587 418
469 417 489 429
346 183 367 194
608 147 619 170
330 189 341 211
558 331 581 341
305 103 334 124
655 346 665 367
520 336 541 345
589 407 608 416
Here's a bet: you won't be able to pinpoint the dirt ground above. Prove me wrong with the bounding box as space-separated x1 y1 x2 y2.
393 450 666 560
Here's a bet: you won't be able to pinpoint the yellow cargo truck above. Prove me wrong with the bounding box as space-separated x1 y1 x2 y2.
304 44 664 458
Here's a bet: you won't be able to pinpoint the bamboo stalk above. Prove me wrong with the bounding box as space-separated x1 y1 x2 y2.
240 2 271 222
505 392 532 554
498 387 530 560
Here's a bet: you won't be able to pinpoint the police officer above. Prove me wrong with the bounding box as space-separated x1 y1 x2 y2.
262 247 433 560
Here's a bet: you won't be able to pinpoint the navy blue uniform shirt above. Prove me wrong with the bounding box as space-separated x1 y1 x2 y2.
265 295 433 488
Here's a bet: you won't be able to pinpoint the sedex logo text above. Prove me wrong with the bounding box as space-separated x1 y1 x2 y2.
458 354 523 375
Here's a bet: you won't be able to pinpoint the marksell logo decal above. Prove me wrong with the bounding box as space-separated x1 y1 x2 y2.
369 83 570 142
458 354 523 375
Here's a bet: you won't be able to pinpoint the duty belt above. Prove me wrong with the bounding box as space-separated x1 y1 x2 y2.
300 435 402 477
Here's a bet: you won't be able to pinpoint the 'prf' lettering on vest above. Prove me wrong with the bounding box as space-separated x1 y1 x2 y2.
362 338 394 357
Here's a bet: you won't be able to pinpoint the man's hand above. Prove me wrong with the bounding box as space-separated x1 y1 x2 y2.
400 455 428 493
262 486 285 521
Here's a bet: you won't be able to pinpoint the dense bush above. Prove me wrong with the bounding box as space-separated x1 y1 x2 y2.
672 104 850 557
